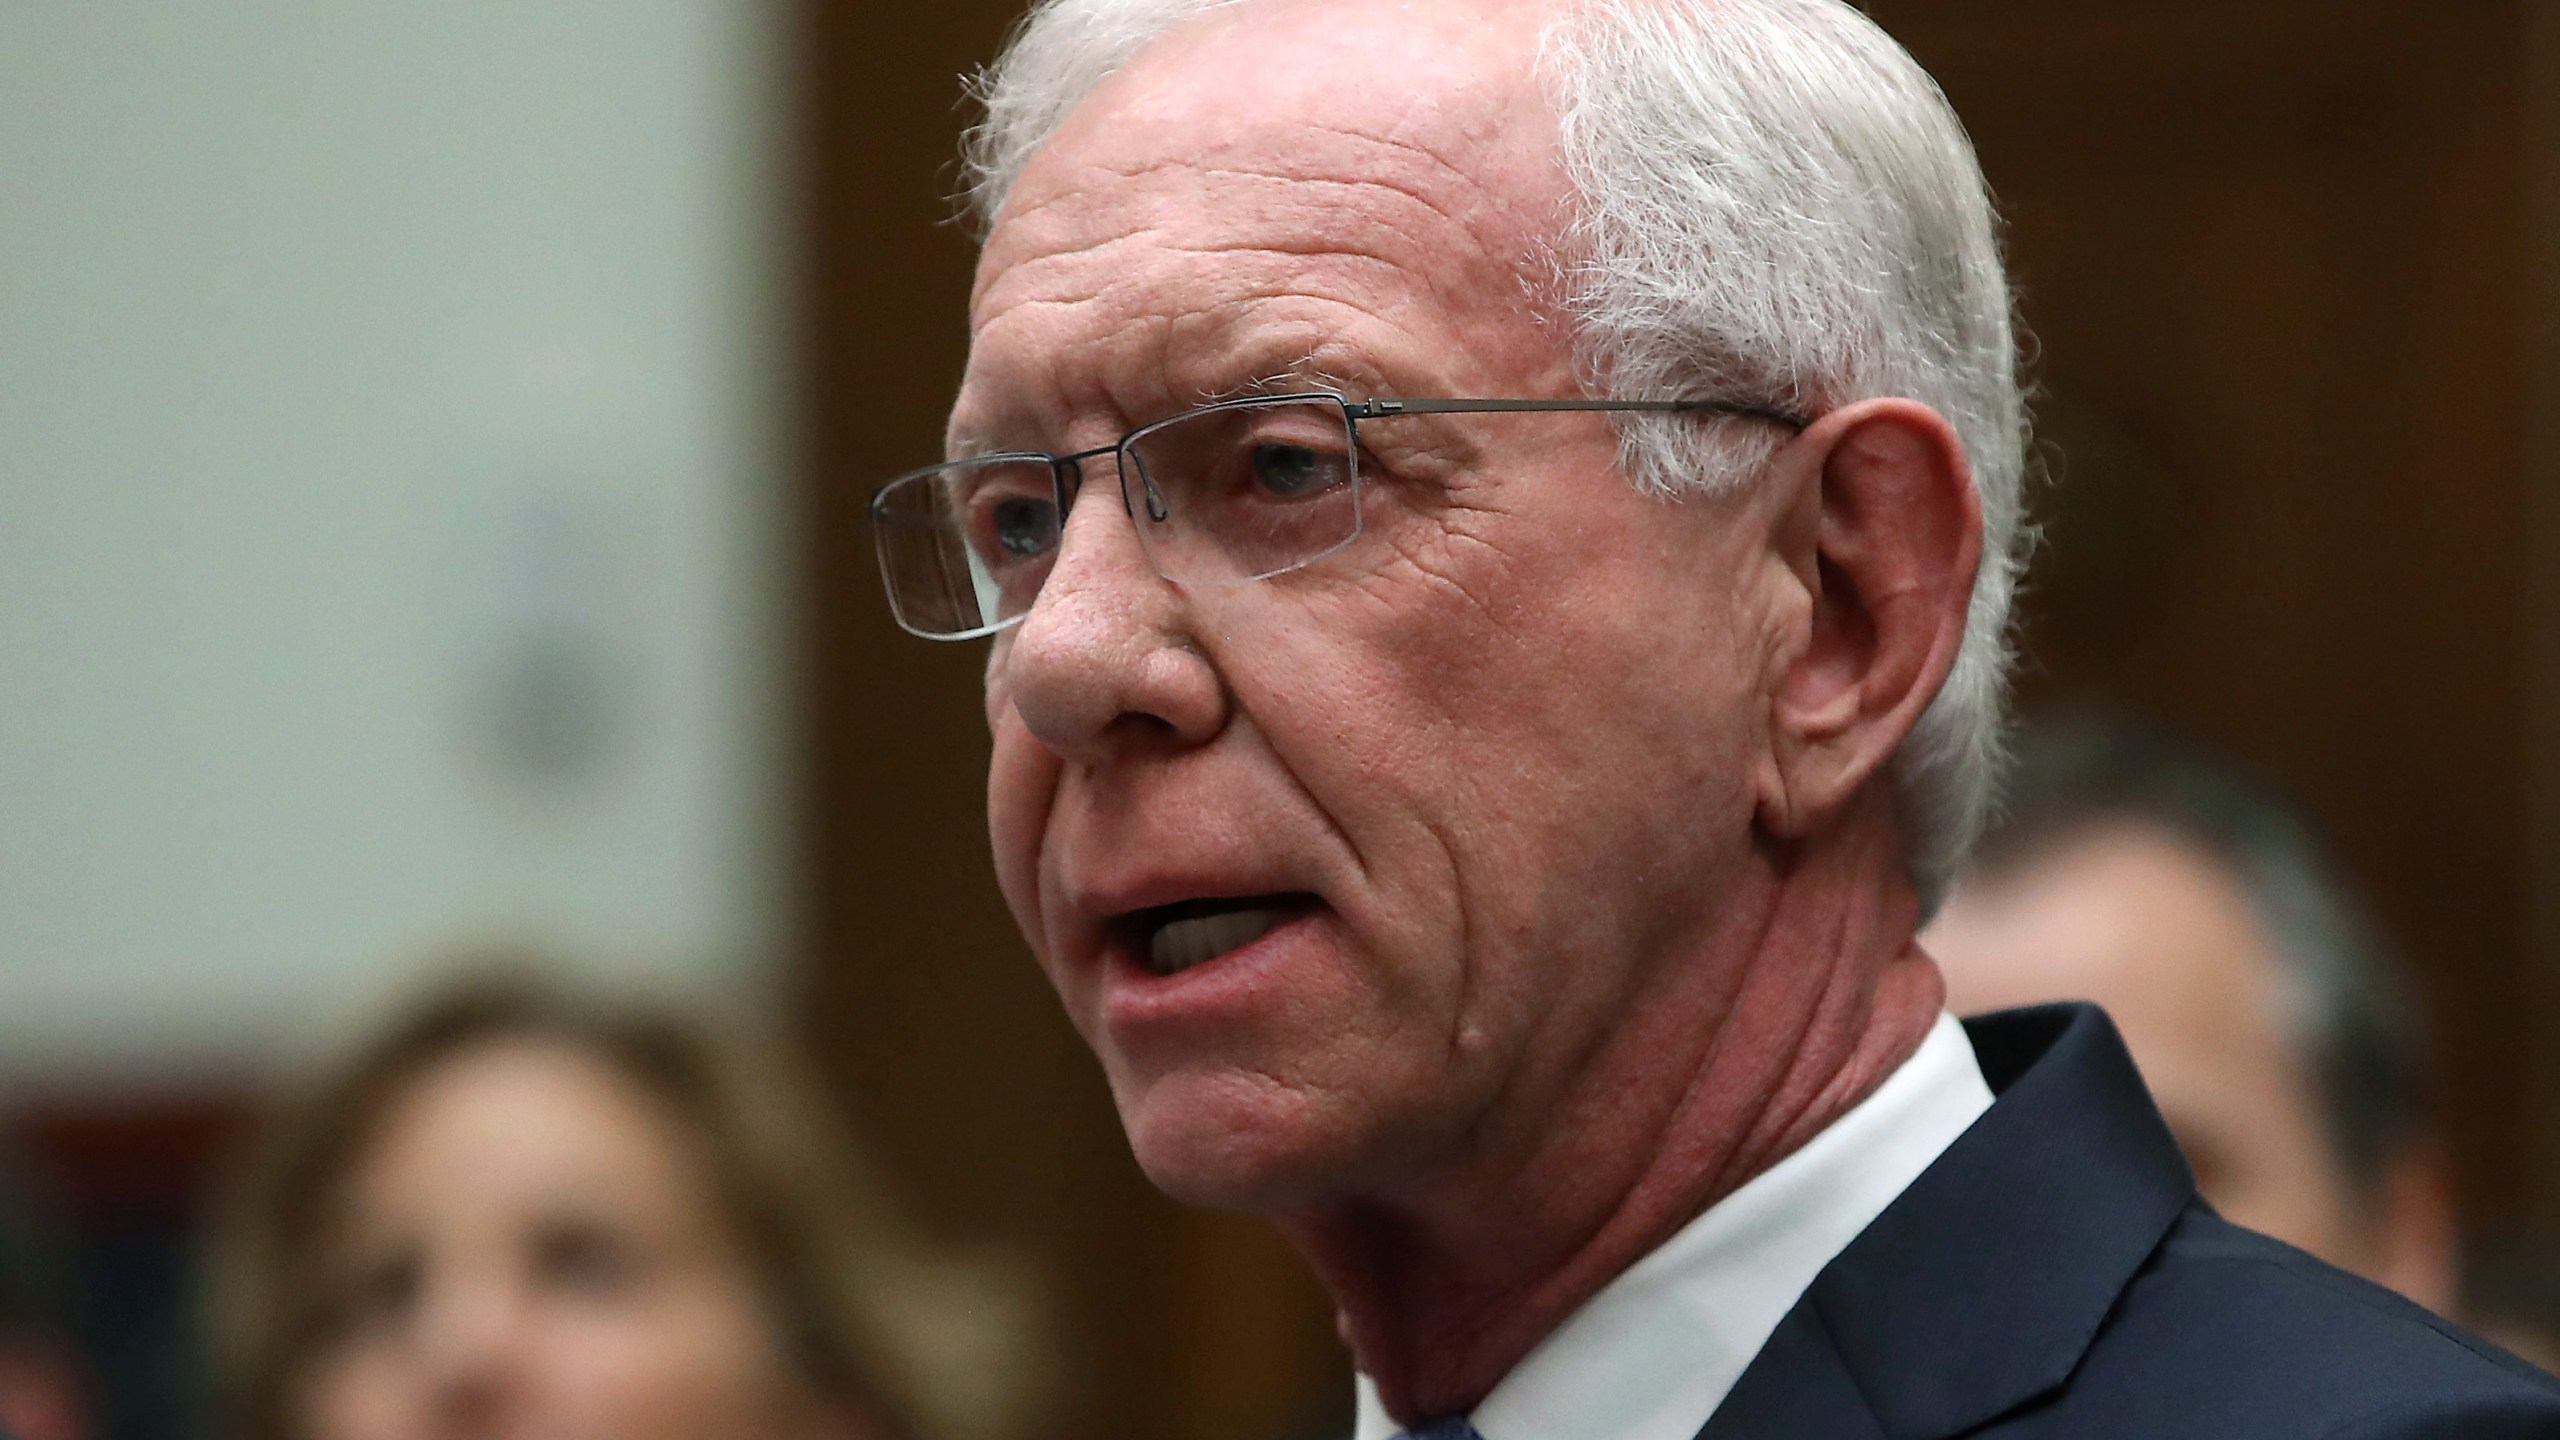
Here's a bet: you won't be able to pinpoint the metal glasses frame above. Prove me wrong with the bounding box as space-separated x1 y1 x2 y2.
870 391 1814 639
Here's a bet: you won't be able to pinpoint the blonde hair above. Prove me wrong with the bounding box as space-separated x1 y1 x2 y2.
207 969 1043 1440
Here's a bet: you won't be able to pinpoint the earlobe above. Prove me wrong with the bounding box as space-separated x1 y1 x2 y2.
1756 399 1981 842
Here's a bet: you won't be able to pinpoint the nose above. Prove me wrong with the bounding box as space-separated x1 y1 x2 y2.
996 474 1228 762
416 1273 525 1435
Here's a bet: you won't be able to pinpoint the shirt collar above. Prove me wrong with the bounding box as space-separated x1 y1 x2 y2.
1354 1011 1993 1440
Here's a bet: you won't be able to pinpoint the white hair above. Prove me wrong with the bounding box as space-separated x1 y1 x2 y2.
962 0 2028 907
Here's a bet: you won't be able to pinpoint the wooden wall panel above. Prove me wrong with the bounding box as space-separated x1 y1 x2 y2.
1874 0 2546 1226
2523 3 2560 1227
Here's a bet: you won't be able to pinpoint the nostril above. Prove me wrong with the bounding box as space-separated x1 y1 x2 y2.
998 585 1230 760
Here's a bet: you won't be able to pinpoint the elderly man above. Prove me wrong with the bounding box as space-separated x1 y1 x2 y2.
867 0 2560 1435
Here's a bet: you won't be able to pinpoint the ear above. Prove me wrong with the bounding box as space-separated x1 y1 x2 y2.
1756 398 1982 841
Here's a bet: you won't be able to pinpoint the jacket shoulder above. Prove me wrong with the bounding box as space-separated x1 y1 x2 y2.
1983 1206 2560 1438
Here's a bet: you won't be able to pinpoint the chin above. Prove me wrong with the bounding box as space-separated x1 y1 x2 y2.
1116 1066 1372 1212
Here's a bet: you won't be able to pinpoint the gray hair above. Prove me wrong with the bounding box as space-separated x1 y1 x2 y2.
963 0 2028 906
1966 715 2433 1204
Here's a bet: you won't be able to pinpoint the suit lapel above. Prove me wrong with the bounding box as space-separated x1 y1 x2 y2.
1694 1298 1890 1440
1697 1006 2195 1440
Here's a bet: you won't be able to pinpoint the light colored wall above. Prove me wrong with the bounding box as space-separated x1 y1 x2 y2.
0 1 785 1086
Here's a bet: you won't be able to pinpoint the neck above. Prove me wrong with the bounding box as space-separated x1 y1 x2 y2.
1280 817 1945 1422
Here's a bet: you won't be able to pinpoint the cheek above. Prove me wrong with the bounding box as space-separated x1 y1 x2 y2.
985 717 1060 949
299 1350 415 1440
982 639 1014 731
541 1291 800 1440
1266 523 1767 1048
1290 531 1759 874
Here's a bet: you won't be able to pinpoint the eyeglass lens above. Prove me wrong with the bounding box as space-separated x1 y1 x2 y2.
872 396 1363 638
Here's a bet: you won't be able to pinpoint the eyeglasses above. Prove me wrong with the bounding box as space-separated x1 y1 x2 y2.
869 391 1811 640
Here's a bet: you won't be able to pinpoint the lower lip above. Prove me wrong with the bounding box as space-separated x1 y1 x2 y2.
1100 907 1332 1033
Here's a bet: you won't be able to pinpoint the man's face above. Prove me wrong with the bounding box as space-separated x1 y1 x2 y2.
965 0 1792 1209
1926 824 2364 1257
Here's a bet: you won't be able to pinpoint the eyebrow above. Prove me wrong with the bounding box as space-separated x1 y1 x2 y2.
1220 352 1378 402
947 347 1399 460
943 427 1008 463
1191 336 1435 417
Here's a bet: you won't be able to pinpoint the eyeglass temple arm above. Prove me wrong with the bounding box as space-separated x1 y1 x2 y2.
1350 396 1811 431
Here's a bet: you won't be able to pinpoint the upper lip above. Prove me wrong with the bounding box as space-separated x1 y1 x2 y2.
1113 890 1318 937
1059 872 1321 963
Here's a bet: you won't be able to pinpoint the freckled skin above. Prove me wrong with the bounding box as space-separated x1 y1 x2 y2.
966 0 1977 1417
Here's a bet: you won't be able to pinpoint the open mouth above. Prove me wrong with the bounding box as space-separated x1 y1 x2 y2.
1118 895 1320 977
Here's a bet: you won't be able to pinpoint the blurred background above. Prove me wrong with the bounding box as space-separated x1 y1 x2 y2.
5 2 2560 1439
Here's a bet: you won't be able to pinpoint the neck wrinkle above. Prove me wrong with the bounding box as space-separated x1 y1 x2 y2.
1287 810 1943 1424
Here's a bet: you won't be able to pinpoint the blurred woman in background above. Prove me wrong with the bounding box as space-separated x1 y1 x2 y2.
206 972 1039 1440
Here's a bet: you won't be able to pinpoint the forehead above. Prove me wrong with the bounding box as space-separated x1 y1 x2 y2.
964 0 1570 427
352 1038 688 1197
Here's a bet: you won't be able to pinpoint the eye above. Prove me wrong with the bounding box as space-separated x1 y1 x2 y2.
988 494 1059 557
313 1246 423 1345
528 1216 646 1299
1248 440 1350 500
954 465 1060 568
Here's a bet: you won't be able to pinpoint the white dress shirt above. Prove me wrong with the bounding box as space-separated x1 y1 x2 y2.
1352 1011 1994 1440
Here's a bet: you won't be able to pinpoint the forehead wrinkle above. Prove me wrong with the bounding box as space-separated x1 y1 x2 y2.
955 290 1438 454
949 301 1182 454
980 226 1419 328
977 178 1493 334
965 83 1567 449
1002 148 1477 225
1148 300 1448 407
973 184 1546 400
983 0 1569 300
979 107 1554 307
1056 125 1526 238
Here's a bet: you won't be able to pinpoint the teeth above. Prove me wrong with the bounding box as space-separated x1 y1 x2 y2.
1148 906 1286 975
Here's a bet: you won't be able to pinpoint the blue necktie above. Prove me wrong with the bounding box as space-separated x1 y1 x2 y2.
1396 1420 1485 1440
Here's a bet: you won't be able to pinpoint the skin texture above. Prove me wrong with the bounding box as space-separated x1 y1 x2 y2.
296 1039 862 1440
968 0 1983 1417
1926 822 2458 1314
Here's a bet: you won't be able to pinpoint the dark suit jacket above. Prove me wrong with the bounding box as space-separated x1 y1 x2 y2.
1701 1004 2560 1439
